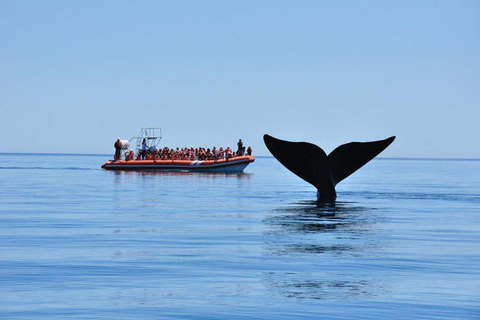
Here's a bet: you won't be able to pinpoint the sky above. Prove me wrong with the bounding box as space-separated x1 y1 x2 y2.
1 0 479 158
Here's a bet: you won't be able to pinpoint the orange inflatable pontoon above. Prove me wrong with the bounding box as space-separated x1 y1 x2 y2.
101 155 255 173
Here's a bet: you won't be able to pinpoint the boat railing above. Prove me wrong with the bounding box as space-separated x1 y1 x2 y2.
134 128 162 154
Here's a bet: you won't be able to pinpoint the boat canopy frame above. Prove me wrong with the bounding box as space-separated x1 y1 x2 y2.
134 128 162 154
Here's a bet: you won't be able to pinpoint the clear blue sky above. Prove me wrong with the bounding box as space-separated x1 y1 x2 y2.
1 1 479 158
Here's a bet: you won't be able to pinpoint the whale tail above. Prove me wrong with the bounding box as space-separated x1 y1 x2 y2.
263 134 396 201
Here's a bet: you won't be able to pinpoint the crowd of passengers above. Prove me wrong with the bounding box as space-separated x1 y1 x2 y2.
131 146 252 161
115 138 252 161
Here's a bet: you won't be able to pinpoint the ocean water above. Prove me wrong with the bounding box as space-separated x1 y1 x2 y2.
1 153 479 319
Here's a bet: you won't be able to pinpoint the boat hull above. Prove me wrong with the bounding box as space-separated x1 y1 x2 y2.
101 156 255 173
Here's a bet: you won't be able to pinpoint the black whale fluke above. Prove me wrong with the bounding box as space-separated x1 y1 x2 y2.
263 134 396 202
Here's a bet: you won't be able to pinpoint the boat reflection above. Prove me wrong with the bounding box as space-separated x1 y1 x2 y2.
112 170 253 188
263 200 388 300
112 170 253 179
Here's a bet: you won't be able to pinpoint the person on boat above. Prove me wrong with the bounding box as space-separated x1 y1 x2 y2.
114 139 122 160
218 147 225 159
206 148 213 160
198 148 206 160
247 146 252 156
226 147 233 160
237 139 244 156
141 138 147 160
211 147 219 160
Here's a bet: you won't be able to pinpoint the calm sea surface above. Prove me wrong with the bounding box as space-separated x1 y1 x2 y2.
1 153 479 319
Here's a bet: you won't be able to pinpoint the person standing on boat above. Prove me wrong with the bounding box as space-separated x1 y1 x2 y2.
237 139 244 156
114 139 122 161
141 138 147 160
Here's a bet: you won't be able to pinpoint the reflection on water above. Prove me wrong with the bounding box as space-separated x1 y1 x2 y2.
263 200 388 300
111 170 253 189
112 170 254 181
265 275 374 300
265 200 376 236
111 170 253 177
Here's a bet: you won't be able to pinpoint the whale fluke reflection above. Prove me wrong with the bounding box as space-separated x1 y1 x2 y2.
263 200 389 300
265 276 375 300
265 201 375 236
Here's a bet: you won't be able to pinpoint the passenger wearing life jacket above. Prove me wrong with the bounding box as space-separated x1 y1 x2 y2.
125 150 134 161
206 148 213 160
114 139 122 160
226 147 233 160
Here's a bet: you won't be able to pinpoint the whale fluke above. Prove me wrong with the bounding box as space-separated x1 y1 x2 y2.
263 134 396 202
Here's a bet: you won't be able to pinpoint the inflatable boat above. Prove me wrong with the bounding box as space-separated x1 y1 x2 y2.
101 155 255 173
102 128 254 173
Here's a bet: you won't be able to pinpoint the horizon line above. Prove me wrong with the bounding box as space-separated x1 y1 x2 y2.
1 152 479 162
